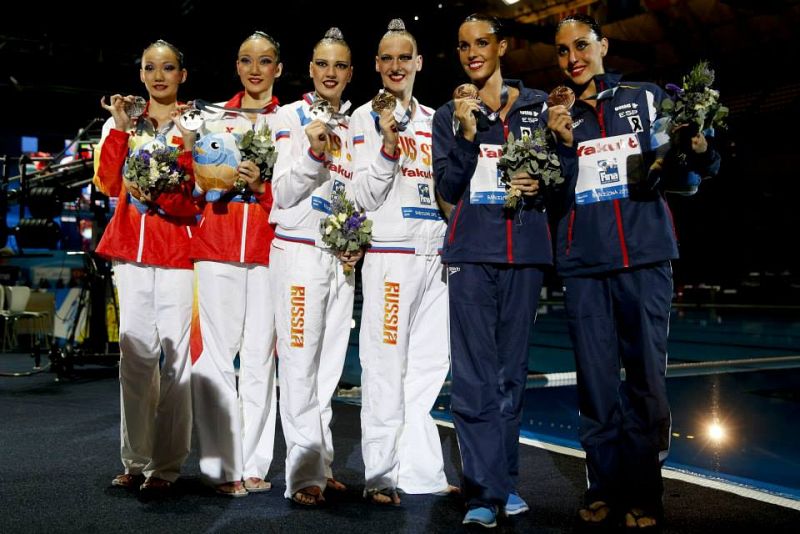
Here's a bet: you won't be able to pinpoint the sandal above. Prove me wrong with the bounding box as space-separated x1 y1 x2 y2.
243 477 272 493
111 473 144 489
433 484 461 496
215 481 248 498
578 500 612 524
291 485 325 506
139 477 172 498
326 477 347 492
624 508 658 530
366 488 401 506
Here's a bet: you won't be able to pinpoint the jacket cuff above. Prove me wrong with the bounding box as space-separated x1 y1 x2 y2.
454 135 479 155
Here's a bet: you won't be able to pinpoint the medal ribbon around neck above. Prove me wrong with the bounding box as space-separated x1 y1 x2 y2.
479 84 509 122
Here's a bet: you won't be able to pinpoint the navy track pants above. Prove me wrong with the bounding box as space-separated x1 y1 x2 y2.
448 262 544 509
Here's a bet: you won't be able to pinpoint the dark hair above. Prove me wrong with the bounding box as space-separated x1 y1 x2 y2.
143 39 184 69
242 31 281 62
462 13 504 38
314 27 351 55
556 14 603 40
380 18 418 53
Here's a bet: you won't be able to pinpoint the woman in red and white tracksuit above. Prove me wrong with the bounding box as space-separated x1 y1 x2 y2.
350 19 454 505
270 27 358 506
94 40 196 494
190 31 282 497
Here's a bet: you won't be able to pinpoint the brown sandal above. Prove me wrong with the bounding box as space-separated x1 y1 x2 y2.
326 477 347 492
243 477 272 493
111 473 144 488
624 508 658 529
139 477 172 496
291 485 325 506
578 500 612 524
367 488 401 506
215 480 248 497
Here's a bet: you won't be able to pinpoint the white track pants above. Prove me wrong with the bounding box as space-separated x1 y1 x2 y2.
270 239 354 497
191 261 277 485
359 253 450 494
114 262 193 483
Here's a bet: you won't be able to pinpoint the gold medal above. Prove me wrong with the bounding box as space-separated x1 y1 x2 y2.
371 90 396 114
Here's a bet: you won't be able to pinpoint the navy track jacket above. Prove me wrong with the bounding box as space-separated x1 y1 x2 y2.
552 72 721 278
432 80 554 266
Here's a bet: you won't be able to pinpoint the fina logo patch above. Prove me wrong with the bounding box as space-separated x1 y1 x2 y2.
598 158 620 184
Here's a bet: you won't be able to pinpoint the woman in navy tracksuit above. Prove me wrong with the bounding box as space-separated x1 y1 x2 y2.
432 14 558 528
547 15 721 529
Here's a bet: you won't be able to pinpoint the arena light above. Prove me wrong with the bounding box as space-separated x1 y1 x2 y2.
707 422 726 443
502 0 521 4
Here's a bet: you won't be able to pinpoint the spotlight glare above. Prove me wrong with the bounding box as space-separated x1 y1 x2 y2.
502 0 521 4
708 422 725 442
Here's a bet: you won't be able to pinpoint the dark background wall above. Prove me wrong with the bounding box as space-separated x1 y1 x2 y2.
2 0 799 295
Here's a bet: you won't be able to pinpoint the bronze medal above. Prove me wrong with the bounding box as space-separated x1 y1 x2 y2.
453 83 480 100
547 86 575 110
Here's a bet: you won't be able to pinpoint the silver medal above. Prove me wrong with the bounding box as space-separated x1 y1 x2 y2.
179 109 204 131
124 96 147 119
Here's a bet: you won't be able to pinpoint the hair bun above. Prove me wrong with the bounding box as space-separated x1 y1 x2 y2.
387 18 406 32
324 27 344 41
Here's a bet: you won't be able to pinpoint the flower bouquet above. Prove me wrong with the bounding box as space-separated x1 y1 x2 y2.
660 61 728 163
320 191 373 274
496 128 563 209
233 122 277 192
123 146 188 200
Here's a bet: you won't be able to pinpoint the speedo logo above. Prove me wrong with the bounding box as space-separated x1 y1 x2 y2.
383 281 400 345
290 285 305 348
577 136 639 157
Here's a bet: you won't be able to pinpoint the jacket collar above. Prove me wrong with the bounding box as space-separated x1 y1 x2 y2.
224 91 279 113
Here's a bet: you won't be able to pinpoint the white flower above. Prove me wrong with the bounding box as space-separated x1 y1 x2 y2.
337 212 347 223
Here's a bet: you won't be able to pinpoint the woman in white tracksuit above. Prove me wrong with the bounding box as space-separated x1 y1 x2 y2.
189 31 282 497
270 27 359 506
94 40 195 495
350 19 455 505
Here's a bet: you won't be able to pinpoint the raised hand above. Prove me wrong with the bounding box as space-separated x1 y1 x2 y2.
101 94 136 133
305 120 330 157
547 105 573 147
453 97 480 141
377 108 399 155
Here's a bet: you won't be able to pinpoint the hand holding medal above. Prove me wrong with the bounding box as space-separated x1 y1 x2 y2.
452 83 490 132
546 85 575 146
547 85 575 110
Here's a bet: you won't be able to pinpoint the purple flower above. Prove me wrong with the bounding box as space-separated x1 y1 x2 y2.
666 83 684 96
